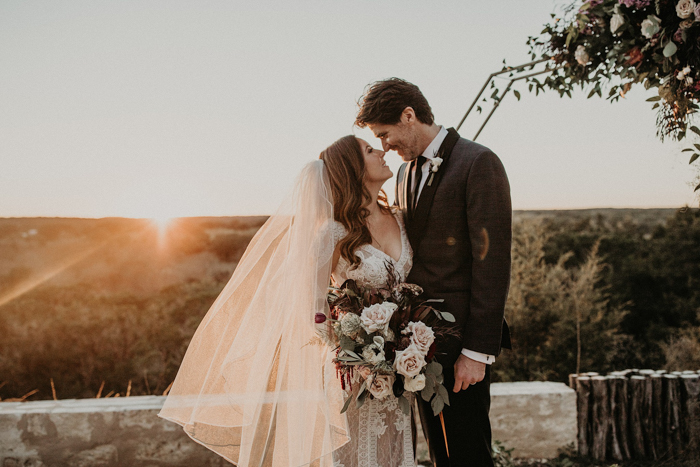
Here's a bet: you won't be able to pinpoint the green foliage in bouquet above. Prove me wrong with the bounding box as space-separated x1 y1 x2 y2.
318 263 455 416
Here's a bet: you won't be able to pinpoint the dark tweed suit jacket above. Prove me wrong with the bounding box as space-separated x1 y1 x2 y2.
396 128 512 361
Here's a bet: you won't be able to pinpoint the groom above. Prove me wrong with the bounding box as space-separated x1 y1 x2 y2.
356 78 512 467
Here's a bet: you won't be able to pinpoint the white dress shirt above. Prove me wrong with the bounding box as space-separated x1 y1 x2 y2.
410 125 496 366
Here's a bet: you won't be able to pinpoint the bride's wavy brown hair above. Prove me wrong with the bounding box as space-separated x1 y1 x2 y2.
320 135 391 268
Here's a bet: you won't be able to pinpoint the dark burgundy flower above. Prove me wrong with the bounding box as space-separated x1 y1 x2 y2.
673 28 684 44
397 283 423 297
392 377 405 398
369 291 383 305
314 312 327 324
385 341 397 362
426 342 437 361
625 47 644 66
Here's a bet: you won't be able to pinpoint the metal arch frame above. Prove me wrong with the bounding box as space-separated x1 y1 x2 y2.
456 58 562 140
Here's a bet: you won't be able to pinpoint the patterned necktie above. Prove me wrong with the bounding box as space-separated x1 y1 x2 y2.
410 156 427 215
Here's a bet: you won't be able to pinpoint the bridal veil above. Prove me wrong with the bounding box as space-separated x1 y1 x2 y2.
159 160 349 466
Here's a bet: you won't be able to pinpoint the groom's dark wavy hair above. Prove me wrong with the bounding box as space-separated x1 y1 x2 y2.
355 78 434 127
320 135 391 268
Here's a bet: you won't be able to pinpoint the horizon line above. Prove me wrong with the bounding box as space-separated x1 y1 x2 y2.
0 206 694 221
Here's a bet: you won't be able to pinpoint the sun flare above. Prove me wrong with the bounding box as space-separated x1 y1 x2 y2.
150 216 176 248
151 216 174 233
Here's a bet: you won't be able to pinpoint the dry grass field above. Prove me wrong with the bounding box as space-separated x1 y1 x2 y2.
0 209 680 402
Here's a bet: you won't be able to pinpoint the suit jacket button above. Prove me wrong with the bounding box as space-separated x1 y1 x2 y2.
446 237 456 246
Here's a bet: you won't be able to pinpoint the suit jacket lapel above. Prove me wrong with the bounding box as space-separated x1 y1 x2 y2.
407 128 460 247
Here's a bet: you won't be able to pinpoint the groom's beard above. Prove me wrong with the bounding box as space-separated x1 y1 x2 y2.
395 132 423 162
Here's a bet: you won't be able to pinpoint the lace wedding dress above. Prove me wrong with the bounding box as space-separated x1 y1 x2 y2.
329 210 416 467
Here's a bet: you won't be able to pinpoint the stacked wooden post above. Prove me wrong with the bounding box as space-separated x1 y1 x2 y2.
570 369 700 461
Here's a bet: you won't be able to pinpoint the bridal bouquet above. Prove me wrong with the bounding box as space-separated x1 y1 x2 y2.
315 264 454 416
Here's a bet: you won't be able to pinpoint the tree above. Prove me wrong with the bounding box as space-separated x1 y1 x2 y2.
494 220 627 382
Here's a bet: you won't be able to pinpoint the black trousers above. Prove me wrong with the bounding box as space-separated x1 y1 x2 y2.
416 365 493 467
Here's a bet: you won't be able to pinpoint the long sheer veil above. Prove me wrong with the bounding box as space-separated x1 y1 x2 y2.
159 160 349 466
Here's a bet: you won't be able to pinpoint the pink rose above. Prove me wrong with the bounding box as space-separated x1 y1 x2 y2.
357 365 372 380
368 374 394 399
402 321 435 354
393 345 427 378
360 302 397 334
677 0 696 19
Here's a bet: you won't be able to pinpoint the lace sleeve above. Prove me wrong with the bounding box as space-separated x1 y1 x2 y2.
314 220 347 262
332 220 348 245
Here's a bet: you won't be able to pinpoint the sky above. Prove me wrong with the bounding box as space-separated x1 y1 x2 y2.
1 0 698 219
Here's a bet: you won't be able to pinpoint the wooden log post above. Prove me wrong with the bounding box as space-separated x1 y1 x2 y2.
630 375 647 459
569 373 578 391
576 375 592 457
590 376 609 461
616 376 631 460
663 374 683 457
641 374 657 459
651 373 665 458
572 369 699 461
607 375 623 461
680 374 700 455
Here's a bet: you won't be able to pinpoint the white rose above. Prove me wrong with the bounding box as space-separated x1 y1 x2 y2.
677 0 696 19
404 374 426 392
360 302 397 334
641 15 661 39
393 344 427 378
402 321 435 354
684 66 692 75
610 14 625 35
574 45 590 66
367 373 394 399
430 157 443 173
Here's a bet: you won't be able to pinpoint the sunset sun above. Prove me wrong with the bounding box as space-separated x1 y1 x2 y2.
150 216 176 247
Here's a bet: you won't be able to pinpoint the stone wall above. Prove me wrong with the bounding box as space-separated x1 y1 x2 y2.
491 381 577 459
0 382 575 466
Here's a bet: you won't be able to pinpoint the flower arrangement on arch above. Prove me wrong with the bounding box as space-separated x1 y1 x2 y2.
519 0 700 177
316 263 455 416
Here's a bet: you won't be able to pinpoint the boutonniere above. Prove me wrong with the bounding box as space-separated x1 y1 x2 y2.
427 154 443 186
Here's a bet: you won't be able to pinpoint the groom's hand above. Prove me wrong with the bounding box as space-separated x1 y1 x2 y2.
453 354 486 393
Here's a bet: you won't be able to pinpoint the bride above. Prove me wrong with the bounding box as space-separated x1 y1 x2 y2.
159 135 415 467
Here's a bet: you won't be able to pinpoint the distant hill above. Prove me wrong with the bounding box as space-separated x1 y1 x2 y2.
0 209 678 299
0 216 268 297
513 208 676 226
